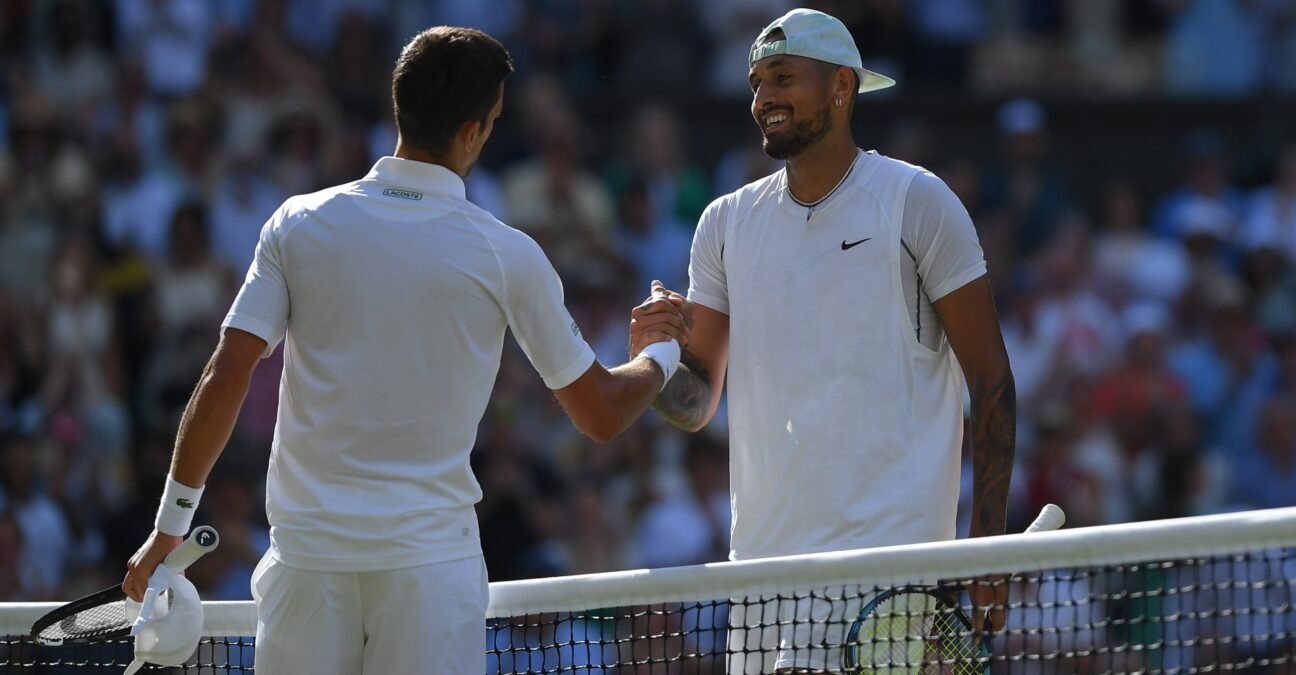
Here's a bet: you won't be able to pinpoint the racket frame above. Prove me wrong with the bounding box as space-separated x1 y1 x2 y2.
29 525 219 646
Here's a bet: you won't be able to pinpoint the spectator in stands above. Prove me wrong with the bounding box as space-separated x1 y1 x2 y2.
1241 140 1296 267
0 434 73 600
607 103 712 226
1091 177 1189 309
138 202 235 430
980 98 1072 261
629 435 730 569
502 91 622 289
905 0 987 88
1160 0 1265 97
701 0 795 98
1132 403 1231 520
614 175 693 296
1168 276 1266 436
29 0 115 113
613 0 709 103
1230 394 1296 509
1090 302 1188 458
114 0 214 99
1150 129 1247 241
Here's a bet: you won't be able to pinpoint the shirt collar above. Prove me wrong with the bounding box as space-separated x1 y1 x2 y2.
365 156 466 199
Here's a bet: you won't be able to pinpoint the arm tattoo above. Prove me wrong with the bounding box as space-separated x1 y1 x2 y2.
969 371 1016 537
652 347 712 430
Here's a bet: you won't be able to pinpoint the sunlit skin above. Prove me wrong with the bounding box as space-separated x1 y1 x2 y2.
748 53 858 204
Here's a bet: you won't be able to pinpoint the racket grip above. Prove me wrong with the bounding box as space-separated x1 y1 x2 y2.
1025 504 1066 533
161 525 220 572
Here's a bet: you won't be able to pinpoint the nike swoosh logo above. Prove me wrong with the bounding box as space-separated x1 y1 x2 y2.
841 238 871 250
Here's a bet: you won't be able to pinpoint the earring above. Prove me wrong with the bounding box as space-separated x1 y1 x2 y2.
835 98 842 107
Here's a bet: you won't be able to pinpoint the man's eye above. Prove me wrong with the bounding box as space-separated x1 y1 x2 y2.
777 74 791 83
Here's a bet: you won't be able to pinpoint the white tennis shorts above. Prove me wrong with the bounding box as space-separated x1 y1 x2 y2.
251 551 488 675
727 587 863 674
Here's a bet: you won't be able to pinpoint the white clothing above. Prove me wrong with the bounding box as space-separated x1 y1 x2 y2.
251 552 489 675
223 156 595 572
688 150 985 560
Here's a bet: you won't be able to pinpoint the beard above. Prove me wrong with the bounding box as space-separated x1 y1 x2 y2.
761 101 834 160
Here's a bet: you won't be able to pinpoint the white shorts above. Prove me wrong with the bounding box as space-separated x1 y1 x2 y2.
251 551 488 675
727 587 939 674
727 587 862 674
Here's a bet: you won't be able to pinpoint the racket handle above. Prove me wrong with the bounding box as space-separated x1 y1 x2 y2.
1025 504 1066 533
162 525 220 572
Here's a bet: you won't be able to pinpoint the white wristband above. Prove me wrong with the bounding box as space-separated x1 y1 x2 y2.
154 476 205 536
639 339 681 391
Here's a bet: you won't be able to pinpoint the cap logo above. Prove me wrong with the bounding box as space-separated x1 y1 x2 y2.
750 39 788 66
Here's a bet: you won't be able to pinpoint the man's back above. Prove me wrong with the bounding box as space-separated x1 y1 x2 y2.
225 157 595 572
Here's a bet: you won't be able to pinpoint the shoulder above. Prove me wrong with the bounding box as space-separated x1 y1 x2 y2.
456 201 554 274
274 182 359 235
705 170 785 219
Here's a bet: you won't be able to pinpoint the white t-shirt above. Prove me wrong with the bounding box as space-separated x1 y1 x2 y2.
223 157 595 571
688 150 986 560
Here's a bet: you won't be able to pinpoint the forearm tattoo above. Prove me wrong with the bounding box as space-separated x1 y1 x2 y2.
652 348 712 430
969 371 1016 536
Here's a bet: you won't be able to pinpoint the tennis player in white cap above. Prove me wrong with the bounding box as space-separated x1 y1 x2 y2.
630 8 1016 673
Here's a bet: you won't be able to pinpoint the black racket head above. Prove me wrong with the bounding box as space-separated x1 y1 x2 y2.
843 585 990 675
29 585 132 646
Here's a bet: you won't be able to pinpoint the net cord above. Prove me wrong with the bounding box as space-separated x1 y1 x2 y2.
3 506 1295 637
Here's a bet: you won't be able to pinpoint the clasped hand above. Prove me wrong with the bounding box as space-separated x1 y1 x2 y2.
629 280 692 357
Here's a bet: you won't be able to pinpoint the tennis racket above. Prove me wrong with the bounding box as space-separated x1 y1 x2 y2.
30 525 220 646
843 505 1067 674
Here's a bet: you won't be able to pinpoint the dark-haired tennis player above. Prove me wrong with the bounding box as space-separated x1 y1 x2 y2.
630 9 1015 673
123 26 687 675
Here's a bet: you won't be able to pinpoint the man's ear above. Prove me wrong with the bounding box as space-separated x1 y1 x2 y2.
836 66 856 101
456 118 485 153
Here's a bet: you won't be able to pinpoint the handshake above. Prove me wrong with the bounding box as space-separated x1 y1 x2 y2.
628 280 694 389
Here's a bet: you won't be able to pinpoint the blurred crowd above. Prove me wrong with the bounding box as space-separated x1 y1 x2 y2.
0 0 1294 608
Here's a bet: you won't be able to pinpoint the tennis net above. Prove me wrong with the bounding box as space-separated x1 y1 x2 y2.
2 507 1294 673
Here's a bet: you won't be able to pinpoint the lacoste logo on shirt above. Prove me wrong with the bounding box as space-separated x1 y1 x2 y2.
382 188 423 201
175 498 195 509
841 237 872 250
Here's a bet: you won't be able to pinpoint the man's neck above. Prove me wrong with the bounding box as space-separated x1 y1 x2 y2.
394 141 464 176
785 137 859 204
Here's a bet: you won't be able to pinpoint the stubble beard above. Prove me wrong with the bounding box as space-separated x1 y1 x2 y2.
761 101 834 160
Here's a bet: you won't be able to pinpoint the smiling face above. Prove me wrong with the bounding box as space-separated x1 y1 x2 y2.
749 53 840 160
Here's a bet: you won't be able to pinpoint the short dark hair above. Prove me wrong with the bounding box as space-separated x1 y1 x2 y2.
391 26 514 155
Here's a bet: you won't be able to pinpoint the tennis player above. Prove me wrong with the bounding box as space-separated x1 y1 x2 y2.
630 9 1016 673
122 26 688 675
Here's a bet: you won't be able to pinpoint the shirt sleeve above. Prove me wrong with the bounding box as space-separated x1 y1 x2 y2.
902 171 988 302
222 206 290 357
501 232 596 390
686 196 730 314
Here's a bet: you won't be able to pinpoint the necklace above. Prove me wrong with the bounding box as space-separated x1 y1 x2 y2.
788 154 858 208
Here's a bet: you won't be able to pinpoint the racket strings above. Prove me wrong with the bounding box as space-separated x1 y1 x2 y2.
852 593 987 674
40 601 131 642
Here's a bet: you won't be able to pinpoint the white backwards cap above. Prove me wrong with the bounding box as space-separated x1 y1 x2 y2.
122 565 204 674
749 8 896 93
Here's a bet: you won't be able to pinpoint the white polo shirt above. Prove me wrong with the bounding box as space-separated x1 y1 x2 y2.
688 150 987 560
223 157 596 572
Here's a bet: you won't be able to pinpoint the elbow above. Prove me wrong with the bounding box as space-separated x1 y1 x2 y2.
574 413 625 444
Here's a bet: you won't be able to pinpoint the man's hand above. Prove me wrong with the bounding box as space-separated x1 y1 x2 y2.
122 529 182 602
629 280 692 357
967 574 1008 647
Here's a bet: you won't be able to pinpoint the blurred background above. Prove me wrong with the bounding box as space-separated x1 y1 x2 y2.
0 0 1294 605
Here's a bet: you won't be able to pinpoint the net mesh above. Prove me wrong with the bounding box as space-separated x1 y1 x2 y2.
3 508 1295 673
